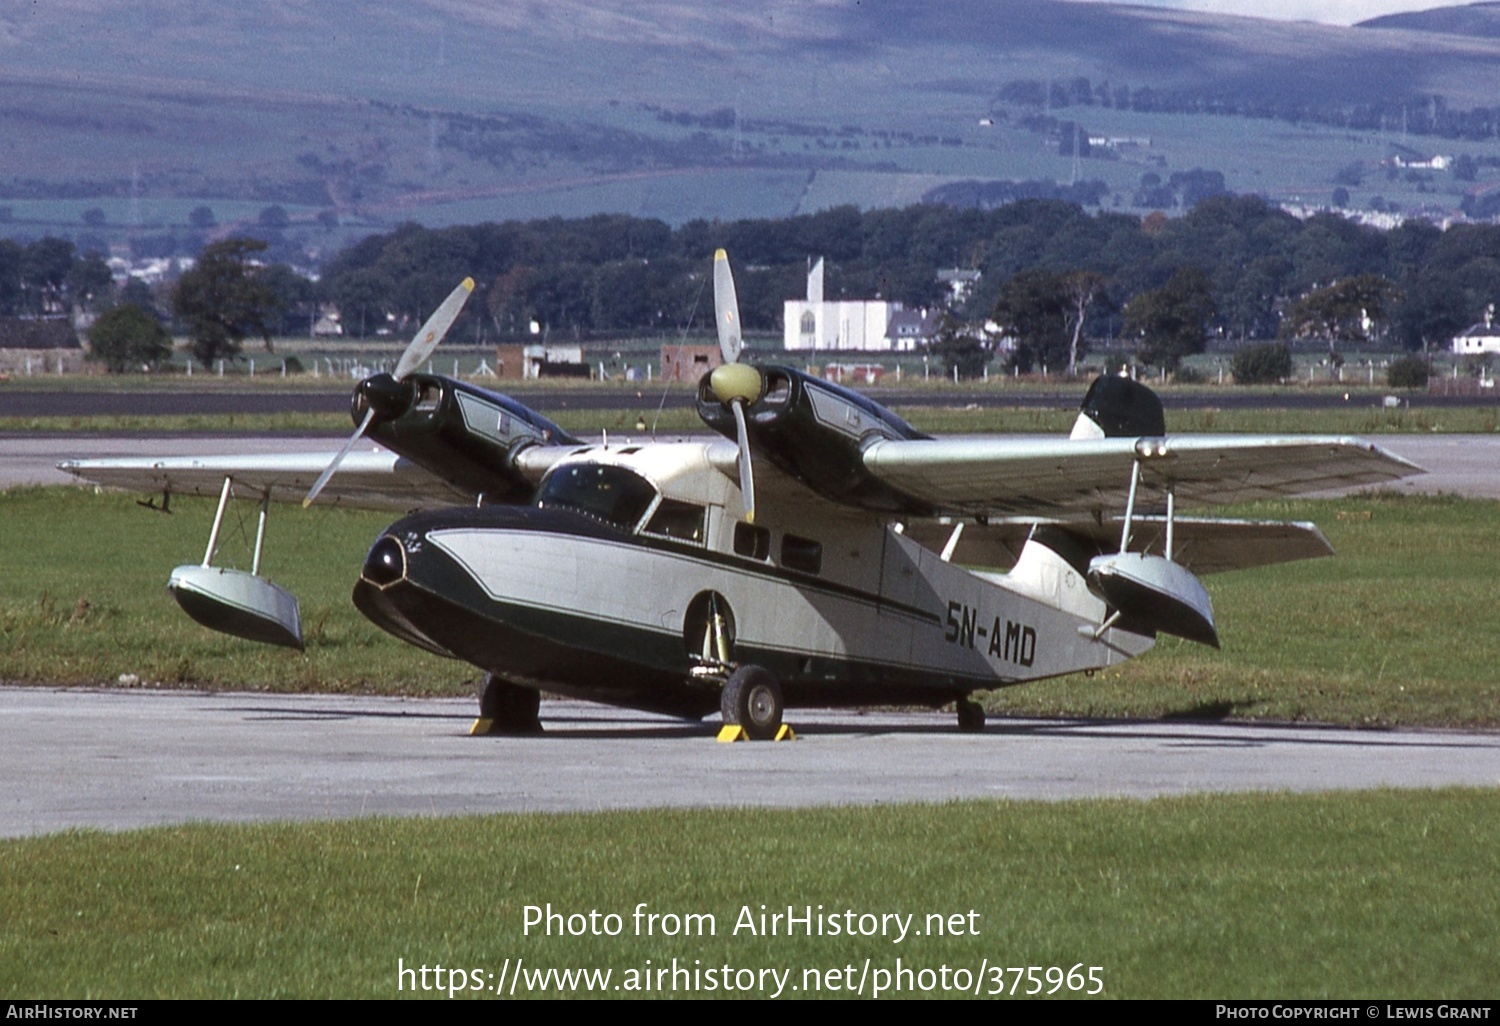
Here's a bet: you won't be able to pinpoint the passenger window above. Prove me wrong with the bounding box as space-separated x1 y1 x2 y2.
643 499 706 544
733 522 771 561
781 534 822 575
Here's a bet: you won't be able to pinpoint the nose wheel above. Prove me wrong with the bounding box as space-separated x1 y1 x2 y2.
956 697 986 733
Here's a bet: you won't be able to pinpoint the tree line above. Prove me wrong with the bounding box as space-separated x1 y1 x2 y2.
29 194 1500 377
999 76 1500 144
319 197 1500 371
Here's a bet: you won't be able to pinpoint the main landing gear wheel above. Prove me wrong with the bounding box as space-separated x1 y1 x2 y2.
720 665 784 741
476 674 542 735
956 697 986 733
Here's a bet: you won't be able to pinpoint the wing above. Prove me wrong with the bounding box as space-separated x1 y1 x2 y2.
61 444 578 511
59 451 463 510
861 434 1423 517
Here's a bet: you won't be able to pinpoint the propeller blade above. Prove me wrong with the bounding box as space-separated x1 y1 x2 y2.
303 407 376 508
392 277 476 381
713 249 742 365
730 398 755 524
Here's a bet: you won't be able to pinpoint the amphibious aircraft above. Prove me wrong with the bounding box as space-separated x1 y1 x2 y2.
62 252 1422 738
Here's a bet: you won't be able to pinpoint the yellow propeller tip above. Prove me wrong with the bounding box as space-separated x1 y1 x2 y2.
461 277 475 291
301 499 313 509
714 249 728 261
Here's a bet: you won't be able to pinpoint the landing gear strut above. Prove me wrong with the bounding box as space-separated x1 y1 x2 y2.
720 664 784 741
473 674 542 735
956 697 986 733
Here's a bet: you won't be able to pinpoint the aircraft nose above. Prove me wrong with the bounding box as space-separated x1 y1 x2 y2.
361 534 408 588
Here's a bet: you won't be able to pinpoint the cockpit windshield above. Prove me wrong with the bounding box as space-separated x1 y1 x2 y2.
536 463 658 532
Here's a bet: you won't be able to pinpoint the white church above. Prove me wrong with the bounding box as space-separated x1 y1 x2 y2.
783 258 925 352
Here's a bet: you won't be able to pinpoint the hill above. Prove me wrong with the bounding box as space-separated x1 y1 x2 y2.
5 1 1500 254
1359 1 1500 37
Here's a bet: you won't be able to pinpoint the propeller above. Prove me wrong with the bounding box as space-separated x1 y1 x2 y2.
303 277 475 507
707 249 761 523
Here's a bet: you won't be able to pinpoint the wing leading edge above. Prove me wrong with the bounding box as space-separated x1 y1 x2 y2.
59 451 460 511
861 434 1423 517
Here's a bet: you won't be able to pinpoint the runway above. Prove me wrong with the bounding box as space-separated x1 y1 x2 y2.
2 688 1497 838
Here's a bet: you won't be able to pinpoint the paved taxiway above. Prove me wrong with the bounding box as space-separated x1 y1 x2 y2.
3 688 1498 838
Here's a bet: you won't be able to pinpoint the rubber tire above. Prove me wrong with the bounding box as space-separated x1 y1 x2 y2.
720 665 783 741
956 697 986 733
479 674 543 735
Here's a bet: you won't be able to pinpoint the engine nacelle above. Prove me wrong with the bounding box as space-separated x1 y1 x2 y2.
697 364 933 513
360 373 580 503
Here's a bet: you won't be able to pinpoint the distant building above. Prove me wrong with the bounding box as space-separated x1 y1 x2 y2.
494 343 588 379
783 257 904 352
0 317 85 375
660 344 721 383
935 268 981 305
1452 306 1500 356
312 305 344 338
885 307 943 350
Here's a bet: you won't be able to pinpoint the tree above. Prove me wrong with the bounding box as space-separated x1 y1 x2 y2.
88 303 173 373
1387 355 1429 389
21 237 75 314
1281 274 1400 366
991 270 1067 374
1123 267 1216 372
1060 270 1105 376
67 253 114 311
929 314 991 380
1231 341 1294 384
172 238 282 368
119 277 158 315
188 206 217 229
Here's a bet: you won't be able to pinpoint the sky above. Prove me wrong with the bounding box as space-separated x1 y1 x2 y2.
1075 0 1449 25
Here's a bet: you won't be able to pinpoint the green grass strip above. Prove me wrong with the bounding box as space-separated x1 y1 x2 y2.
1 791 1496 998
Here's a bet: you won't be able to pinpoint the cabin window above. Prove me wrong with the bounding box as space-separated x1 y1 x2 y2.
733 522 770 561
536 464 657 532
781 533 823 575
643 499 707 544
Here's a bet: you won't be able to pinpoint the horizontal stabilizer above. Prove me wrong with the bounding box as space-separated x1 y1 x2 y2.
902 515 1333 576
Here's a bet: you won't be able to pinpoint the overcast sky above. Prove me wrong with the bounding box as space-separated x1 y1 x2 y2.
1075 1 1446 25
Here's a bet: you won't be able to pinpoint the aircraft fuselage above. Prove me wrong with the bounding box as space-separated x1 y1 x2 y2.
353 443 1152 718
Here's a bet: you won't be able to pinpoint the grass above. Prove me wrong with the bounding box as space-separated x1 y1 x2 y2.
1 488 1497 729
1 791 1496 998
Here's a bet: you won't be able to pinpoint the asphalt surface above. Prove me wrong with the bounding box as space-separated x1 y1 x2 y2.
3 688 1497 838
